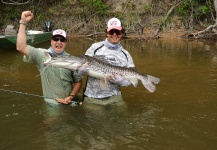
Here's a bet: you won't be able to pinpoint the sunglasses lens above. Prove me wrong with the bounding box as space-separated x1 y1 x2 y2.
60 38 67 42
108 30 122 35
52 37 59 41
52 37 67 42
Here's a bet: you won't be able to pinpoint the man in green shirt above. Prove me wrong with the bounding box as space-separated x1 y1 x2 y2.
17 10 82 105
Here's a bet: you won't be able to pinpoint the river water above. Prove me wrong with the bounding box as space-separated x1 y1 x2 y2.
0 38 217 150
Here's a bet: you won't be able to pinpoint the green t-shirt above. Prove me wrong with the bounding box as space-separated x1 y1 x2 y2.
23 46 82 101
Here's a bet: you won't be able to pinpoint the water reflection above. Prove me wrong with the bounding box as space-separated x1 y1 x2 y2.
0 38 217 149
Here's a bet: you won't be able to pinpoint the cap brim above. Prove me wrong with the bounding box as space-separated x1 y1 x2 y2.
107 27 122 32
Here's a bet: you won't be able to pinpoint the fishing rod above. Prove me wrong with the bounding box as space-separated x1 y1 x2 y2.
0 88 81 107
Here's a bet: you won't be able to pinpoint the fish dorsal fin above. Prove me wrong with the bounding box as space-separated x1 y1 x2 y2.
92 55 110 64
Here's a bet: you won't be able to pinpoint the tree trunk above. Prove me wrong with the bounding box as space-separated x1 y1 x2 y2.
214 0 217 24
154 4 176 36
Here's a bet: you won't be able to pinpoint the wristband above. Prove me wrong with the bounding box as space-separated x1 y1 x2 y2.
69 94 75 99
19 20 27 25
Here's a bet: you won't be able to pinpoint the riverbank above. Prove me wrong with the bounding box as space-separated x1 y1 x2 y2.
68 28 189 40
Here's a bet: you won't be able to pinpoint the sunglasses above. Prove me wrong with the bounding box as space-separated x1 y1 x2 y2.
108 29 122 35
52 37 67 42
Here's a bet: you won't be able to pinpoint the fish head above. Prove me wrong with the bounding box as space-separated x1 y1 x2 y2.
43 52 84 71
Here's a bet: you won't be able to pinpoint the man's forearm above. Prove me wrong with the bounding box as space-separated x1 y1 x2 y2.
16 11 34 56
16 24 27 54
69 82 82 97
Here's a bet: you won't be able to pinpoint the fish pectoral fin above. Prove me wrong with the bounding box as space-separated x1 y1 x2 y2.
100 79 110 91
128 79 139 87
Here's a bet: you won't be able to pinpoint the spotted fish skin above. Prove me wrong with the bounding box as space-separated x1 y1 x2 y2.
83 55 160 92
44 53 160 92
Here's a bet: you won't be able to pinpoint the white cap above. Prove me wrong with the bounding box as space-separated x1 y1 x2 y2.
52 29 67 39
107 18 122 32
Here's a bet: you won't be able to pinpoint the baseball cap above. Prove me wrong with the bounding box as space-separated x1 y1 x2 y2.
52 29 67 39
107 18 122 32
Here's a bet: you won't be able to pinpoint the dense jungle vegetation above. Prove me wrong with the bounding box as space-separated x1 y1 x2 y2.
0 0 216 39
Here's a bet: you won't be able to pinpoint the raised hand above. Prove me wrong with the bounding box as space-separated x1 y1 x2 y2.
21 10 34 23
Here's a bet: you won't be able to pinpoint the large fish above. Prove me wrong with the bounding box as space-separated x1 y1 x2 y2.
43 52 160 92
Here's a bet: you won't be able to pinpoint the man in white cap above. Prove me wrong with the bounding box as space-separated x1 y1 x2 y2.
80 17 136 106
17 10 82 105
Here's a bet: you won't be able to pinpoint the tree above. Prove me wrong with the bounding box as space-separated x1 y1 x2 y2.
184 0 217 39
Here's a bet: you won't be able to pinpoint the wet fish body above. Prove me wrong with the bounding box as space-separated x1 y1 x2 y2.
44 53 160 92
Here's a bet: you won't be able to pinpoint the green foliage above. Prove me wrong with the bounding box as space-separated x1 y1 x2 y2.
0 0 216 33
4 9 20 23
166 16 172 24
145 4 152 11
81 0 108 15
48 8 55 14
176 0 213 24
115 13 124 21
196 5 210 20
62 0 68 6
199 5 209 14
177 0 192 17
157 17 163 25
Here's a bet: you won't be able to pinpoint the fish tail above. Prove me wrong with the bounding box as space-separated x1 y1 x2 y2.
147 75 160 84
140 74 160 92
141 78 156 92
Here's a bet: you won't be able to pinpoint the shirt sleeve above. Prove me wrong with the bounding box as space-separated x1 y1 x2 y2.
23 46 34 63
23 46 46 64
85 42 104 56
72 71 83 83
